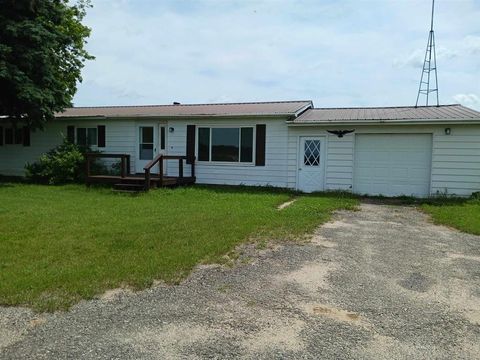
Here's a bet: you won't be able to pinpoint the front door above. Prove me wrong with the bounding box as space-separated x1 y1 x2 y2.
136 125 158 173
297 137 325 193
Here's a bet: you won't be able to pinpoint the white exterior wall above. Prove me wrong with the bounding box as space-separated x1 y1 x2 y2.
0 121 65 176
288 124 480 196
165 117 290 187
0 119 136 176
1 117 479 197
431 126 480 195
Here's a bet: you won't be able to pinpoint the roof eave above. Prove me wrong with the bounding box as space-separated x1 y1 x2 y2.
286 119 480 126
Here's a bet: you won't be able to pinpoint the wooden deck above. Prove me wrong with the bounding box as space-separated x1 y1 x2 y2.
85 153 196 192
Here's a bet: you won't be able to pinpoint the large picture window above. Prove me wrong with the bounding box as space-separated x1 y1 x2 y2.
198 127 254 163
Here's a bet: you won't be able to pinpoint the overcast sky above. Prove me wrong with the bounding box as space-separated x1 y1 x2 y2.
73 0 480 110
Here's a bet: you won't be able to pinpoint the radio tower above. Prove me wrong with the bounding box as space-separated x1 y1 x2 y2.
415 0 439 107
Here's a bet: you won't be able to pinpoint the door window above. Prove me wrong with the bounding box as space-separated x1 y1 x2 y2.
139 126 154 160
304 140 321 166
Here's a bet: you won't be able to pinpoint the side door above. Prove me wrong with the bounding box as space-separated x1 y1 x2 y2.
297 137 326 193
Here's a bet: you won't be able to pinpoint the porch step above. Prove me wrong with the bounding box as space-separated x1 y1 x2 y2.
113 183 145 192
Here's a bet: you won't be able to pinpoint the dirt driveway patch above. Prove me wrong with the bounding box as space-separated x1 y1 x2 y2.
1 203 479 359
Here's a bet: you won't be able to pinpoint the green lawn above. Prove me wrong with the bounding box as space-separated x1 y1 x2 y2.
0 183 357 311
422 198 480 235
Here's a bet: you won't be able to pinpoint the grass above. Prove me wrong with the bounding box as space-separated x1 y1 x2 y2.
0 183 357 312
358 193 480 235
421 197 480 235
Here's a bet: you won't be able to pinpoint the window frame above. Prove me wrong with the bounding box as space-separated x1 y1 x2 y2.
196 125 256 166
160 126 166 150
76 127 98 147
1 127 30 146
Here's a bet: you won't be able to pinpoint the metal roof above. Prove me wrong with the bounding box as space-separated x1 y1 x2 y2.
57 100 313 119
291 104 480 124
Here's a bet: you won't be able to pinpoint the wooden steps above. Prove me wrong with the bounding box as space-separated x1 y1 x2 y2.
87 174 196 192
85 153 196 192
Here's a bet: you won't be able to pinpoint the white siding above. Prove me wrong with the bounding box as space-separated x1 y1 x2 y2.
2 117 479 197
287 124 480 196
0 119 136 176
431 126 480 196
287 127 354 191
165 117 290 187
0 122 64 176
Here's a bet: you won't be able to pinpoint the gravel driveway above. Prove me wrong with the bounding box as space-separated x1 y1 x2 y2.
1 203 479 359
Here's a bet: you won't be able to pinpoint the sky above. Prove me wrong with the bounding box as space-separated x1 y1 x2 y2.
73 0 480 110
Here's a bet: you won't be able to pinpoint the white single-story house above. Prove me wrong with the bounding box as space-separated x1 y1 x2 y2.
1 100 480 197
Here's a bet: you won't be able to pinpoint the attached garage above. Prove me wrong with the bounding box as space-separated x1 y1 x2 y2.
289 104 480 197
354 134 432 197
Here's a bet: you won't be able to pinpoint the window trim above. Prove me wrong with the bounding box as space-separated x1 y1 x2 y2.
196 125 256 166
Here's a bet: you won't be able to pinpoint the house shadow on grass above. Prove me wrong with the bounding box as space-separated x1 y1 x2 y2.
193 184 477 208
192 184 357 200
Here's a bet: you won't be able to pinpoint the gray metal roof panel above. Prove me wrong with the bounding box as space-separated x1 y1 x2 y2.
292 104 480 123
57 100 313 118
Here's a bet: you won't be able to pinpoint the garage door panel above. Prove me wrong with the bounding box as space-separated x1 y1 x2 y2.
356 151 388 162
354 134 432 197
391 167 409 179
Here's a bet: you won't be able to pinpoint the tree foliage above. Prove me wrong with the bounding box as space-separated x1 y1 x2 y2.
0 0 93 129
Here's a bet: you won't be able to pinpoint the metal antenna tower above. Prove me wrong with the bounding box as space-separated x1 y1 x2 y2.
415 0 439 107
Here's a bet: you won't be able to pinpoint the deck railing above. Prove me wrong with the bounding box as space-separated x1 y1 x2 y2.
143 155 195 190
85 153 131 179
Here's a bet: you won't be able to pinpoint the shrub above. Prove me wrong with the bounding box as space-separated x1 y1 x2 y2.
25 140 87 184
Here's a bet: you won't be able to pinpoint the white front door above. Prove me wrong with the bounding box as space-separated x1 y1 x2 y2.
136 125 156 173
298 137 325 193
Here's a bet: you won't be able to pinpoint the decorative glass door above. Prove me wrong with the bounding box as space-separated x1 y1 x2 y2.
298 137 325 193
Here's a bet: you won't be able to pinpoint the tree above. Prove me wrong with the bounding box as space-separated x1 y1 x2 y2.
0 0 94 129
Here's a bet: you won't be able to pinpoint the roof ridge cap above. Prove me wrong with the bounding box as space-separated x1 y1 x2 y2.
67 100 312 109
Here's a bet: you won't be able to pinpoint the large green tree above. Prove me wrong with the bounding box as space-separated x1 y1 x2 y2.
0 0 93 129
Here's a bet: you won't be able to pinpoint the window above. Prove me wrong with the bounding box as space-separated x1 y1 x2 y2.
198 127 254 163
160 127 166 150
76 127 97 146
139 126 154 160
212 128 239 161
1 127 30 146
303 140 321 166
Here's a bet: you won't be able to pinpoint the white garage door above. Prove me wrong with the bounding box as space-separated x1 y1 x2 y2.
354 134 432 197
